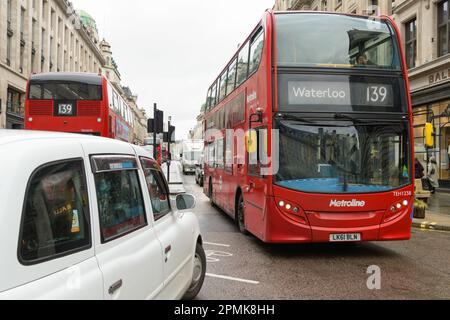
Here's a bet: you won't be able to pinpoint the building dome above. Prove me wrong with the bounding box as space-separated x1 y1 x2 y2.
77 10 97 31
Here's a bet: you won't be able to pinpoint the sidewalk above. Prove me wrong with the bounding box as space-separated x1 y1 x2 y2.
161 160 186 194
413 212 450 232
413 192 450 231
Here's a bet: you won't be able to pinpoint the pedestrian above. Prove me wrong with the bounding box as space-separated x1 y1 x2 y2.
414 158 424 179
427 156 439 193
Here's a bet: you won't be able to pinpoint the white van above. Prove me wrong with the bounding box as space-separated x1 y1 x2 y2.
0 130 206 300
181 139 203 175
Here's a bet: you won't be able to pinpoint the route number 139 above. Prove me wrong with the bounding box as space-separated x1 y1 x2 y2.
366 86 387 103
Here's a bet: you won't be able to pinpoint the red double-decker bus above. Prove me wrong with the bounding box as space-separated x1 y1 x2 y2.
25 72 133 142
203 11 414 243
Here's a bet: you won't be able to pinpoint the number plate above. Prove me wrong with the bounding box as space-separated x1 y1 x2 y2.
329 233 361 242
55 101 76 116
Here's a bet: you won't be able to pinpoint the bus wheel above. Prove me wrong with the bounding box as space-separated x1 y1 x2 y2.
237 194 248 235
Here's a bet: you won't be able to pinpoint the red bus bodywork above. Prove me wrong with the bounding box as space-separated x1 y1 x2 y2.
25 72 133 142
203 11 414 243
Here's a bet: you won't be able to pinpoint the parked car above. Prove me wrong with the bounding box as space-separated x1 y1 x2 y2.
195 155 204 187
0 130 206 300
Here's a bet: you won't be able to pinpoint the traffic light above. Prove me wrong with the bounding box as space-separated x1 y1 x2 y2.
155 110 164 134
425 123 434 148
147 118 154 133
169 125 175 143
148 109 164 134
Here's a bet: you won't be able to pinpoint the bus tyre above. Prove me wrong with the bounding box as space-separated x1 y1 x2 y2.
237 194 248 235
209 179 216 207
182 243 206 300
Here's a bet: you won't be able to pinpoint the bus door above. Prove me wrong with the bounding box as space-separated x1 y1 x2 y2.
214 138 226 208
245 127 268 237
222 132 235 214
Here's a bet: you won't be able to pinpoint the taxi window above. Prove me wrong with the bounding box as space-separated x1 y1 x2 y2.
91 155 147 242
19 160 91 264
140 157 171 221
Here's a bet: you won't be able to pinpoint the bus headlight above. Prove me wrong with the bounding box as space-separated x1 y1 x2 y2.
384 199 411 223
97 118 102 123
28 117 33 122
275 198 308 225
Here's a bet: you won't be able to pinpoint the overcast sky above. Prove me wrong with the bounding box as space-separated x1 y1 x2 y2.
70 0 274 140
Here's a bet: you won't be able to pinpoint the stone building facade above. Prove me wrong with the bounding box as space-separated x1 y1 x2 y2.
273 0 392 15
0 0 148 145
0 0 104 129
392 0 450 187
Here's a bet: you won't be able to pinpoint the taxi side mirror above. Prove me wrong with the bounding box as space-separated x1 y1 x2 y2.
175 193 196 210
425 123 434 148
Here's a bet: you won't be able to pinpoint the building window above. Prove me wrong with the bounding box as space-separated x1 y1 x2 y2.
369 0 379 15
7 35 12 67
7 0 12 27
42 0 48 22
405 18 417 69
6 87 24 116
6 0 13 66
438 0 450 57
322 0 328 11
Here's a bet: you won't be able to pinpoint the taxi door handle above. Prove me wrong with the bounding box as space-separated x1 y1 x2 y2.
165 245 172 263
108 279 123 295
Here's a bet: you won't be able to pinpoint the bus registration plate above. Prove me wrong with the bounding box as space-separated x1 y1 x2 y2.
329 233 361 242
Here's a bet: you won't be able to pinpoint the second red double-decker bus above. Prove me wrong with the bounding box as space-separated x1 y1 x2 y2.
203 11 414 243
25 72 133 142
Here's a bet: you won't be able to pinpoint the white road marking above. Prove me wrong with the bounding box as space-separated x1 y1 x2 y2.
204 241 230 247
206 273 260 285
206 250 233 263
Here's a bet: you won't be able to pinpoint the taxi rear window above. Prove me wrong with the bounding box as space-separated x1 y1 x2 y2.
19 159 91 264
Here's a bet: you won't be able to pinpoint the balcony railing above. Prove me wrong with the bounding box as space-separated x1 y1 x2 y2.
7 103 24 117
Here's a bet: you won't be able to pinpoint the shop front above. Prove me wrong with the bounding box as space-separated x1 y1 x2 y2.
410 63 450 189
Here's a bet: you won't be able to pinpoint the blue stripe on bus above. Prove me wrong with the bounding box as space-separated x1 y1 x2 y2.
277 179 393 193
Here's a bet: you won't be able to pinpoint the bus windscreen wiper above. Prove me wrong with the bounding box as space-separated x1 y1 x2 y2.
275 114 317 124
333 113 406 125
334 113 367 123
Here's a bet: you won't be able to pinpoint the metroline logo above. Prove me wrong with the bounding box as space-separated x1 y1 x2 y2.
330 199 366 208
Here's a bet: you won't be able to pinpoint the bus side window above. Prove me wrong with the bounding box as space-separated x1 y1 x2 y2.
108 84 113 108
249 28 264 75
236 41 250 86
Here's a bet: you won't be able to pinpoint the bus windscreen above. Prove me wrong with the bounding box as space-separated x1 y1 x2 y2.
275 13 401 70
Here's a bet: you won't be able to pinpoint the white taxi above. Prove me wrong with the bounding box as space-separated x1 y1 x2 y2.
0 130 206 300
